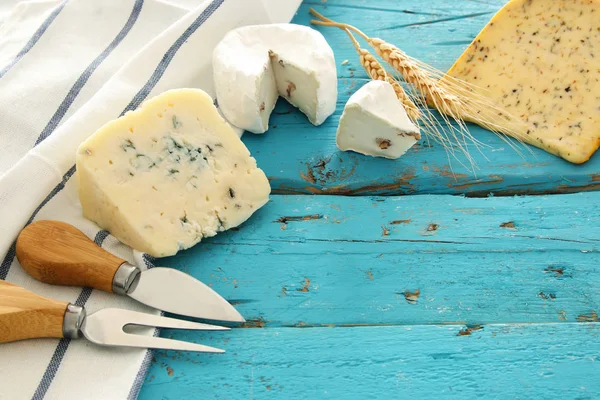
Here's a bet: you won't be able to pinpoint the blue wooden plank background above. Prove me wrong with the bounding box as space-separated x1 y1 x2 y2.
155 194 600 326
140 1 600 398
145 324 600 399
140 193 600 398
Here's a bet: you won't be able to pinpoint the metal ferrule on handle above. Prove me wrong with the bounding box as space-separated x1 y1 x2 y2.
112 263 141 295
63 304 86 339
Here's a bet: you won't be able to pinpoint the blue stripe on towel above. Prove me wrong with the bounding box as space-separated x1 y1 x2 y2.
31 233 107 400
0 165 76 280
121 0 225 116
3 0 225 397
0 0 145 279
127 324 161 400
0 1 68 79
0 0 145 280
34 0 145 146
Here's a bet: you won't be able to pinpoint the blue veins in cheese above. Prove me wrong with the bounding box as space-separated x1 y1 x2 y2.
212 23 338 134
336 81 421 159
76 89 271 257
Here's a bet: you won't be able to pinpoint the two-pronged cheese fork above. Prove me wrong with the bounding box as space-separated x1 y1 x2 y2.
15 220 245 323
0 280 227 352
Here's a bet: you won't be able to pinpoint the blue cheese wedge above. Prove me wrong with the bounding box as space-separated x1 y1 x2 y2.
336 81 421 159
446 0 600 163
213 24 337 134
76 89 271 257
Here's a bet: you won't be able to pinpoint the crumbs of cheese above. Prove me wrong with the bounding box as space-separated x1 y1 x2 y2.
76 89 271 257
445 0 600 164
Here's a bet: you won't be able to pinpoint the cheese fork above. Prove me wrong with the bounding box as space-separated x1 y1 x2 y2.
15 220 245 323
0 280 227 353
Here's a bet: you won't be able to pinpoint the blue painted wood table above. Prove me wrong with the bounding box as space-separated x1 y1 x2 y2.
140 1 600 398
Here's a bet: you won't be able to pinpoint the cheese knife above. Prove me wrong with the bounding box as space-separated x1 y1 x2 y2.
15 220 245 323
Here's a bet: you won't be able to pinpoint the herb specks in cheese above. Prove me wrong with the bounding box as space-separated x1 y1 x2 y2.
186 175 199 190
172 115 182 129
228 188 235 198
446 0 600 163
130 154 155 170
121 139 136 152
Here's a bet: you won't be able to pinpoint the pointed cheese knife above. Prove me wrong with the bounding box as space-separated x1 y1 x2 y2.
15 220 244 323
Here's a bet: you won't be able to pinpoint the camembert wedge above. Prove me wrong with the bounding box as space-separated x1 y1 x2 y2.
336 81 420 159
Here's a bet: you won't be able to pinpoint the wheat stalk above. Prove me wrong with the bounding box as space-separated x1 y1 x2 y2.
309 8 531 169
307 14 419 120
344 30 421 121
370 39 458 115
313 18 456 153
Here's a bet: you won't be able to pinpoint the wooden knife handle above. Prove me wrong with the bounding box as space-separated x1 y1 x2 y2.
0 280 68 343
15 220 126 293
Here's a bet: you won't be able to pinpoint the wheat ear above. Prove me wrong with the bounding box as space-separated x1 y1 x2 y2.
367 36 531 159
310 12 477 165
344 30 421 121
310 11 464 117
309 8 531 168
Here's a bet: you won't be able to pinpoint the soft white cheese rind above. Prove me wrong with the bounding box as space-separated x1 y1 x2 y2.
336 80 421 159
213 23 337 134
76 89 271 257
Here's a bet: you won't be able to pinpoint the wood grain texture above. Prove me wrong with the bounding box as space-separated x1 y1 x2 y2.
16 220 125 293
141 323 600 399
156 193 600 326
239 0 600 197
0 281 67 343
141 193 600 398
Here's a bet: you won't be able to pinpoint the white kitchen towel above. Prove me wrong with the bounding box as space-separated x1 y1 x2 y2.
0 0 302 399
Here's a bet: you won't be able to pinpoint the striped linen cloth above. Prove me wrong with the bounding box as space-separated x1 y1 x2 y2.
0 0 301 399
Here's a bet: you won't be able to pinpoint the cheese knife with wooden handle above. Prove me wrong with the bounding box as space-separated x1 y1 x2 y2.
15 220 245 323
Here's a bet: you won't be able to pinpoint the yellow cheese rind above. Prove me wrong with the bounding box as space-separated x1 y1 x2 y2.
446 0 600 164
76 89 271 257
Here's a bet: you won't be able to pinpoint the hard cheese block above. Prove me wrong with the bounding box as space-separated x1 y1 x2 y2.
76 89 271 257
336 81 420 159
213 24 337 134
445 0 600 163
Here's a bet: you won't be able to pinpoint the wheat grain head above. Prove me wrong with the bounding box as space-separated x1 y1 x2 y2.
309 8 532 168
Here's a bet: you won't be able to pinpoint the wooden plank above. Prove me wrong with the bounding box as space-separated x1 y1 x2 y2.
137 2 600 398
140 323 600 399
241 0 600 196
156 193 600 327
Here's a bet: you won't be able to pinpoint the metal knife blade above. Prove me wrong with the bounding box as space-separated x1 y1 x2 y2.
127 267 245 323
16 221 244 323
